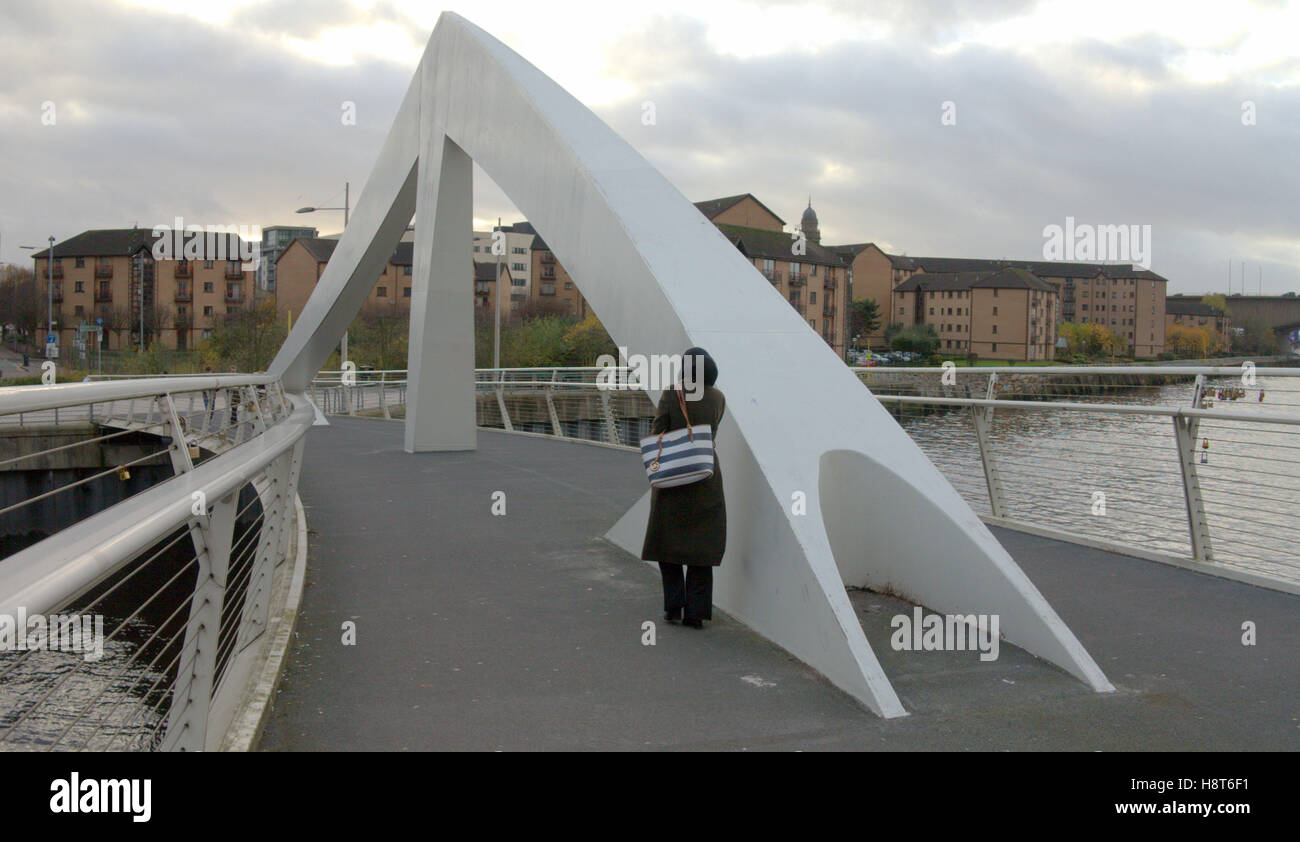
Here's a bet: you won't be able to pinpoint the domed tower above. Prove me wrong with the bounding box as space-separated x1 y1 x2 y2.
800 198 820 244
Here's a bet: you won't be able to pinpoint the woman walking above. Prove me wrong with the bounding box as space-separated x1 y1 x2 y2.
641 347 726 629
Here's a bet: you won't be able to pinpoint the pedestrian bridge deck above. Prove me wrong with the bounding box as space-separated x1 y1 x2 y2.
258 416 1299 751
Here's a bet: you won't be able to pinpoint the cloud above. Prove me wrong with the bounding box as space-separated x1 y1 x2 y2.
1 0 1296 295
594 9 1300 291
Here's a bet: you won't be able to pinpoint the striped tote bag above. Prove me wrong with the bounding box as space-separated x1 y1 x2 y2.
640 388 715 488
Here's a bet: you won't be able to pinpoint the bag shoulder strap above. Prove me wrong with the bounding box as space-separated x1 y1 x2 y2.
675 387 696 442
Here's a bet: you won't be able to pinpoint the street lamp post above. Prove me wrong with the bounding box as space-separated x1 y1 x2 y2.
297 182 350 367
19 236 56 359
494 218 502 371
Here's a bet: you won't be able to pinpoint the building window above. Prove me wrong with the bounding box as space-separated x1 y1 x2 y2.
204 305 214 316
203 282 214 293
404 266 412 275
75 281 85 293
992 324 998 334
377 287 387 297
74 305 84 315
75 257 85 268
810 291 817 304
992 343 997 352
404 287 411 297
204 260 214 269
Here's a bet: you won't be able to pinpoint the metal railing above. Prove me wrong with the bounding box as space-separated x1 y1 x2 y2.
309 364 1300 591
0 374 312 750
859 364 1300 590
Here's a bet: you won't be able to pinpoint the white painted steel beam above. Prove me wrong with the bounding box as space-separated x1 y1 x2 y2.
266 12 1112 716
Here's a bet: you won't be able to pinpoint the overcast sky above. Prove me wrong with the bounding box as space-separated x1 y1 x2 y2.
1 0 1297 295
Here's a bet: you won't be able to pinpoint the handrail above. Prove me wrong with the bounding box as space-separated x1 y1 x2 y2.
869 395 1300 426
0 375 311 751
0 393 312 619
866 365 1300 376
3 374 275 415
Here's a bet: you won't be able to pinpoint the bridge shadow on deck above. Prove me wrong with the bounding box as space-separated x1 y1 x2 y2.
258 417 1299 751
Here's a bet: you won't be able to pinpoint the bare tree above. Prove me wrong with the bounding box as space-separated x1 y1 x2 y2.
102 305 134 350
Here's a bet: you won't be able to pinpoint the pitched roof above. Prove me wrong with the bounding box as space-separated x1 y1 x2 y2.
32 227 249 260
282 237 339 264
884 253 1170 283
971 267 1056 291
474 261 500 281
1166 296 1222 317
895 267 1056 293
277 236 412 267
826 243 876 258
693 194 787 226
713 223 846 267
31 229 154 258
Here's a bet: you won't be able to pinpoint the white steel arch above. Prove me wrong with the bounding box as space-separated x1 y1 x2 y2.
269 12 1112 717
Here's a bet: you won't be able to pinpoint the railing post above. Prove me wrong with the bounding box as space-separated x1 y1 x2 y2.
380 371 391 420
245 385 268 436
1173 375 1214 561
598 388 621 446
163 490 236 751
230 388 246 445
496 369 514 431
275 437 305 568
160 394 194 475
546 369 563 437
235 447 292 652
971 372 1008 518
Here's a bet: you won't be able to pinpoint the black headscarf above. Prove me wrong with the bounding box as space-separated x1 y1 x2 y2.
682 346 718 390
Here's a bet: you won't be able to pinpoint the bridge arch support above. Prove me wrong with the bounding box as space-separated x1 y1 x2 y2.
270 12 1112 716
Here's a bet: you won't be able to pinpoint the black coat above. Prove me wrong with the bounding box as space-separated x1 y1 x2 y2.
640 386 727 566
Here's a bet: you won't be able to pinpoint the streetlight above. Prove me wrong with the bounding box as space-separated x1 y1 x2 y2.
19 236 55 358
297 182 349 366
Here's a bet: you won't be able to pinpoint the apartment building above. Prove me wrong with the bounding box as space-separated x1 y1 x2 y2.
828 243 897 348
473 260 515 316
893 268 1059 361
31 228 252 352
1166 294 1229 337
473 221 535 296
275 238 416 320
276 238 512 321
529 234 588 319
695 194 849 357
844 248 1169 357
256 225 318 295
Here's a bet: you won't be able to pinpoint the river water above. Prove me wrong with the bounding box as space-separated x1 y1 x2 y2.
897 374 1300 580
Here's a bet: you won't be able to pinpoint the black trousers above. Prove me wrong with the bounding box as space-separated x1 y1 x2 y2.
658 563 713 621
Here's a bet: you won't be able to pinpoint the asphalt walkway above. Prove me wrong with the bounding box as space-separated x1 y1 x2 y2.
258 416 1300 750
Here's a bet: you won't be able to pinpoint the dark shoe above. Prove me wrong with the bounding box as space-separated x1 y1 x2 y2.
664 610 681 624
682 618 704 629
